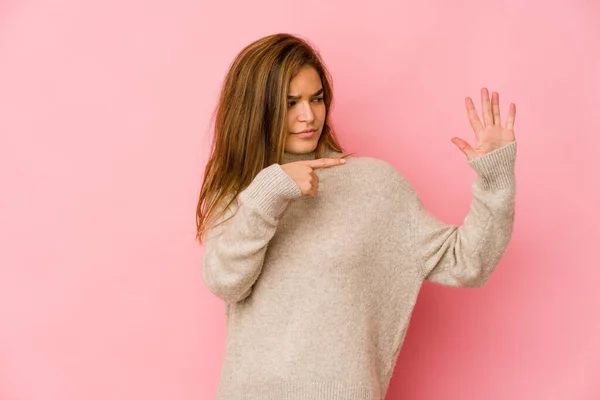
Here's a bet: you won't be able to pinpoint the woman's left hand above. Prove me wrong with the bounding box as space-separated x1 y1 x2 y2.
451 87 516 161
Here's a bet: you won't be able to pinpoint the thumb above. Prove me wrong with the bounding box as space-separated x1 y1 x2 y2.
451 137 477 161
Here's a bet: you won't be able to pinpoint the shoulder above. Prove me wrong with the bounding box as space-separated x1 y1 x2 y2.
344 155 408 182
342 155 417 196
347 155 394 171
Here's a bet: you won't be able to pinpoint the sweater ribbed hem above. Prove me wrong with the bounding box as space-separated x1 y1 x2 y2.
468 140 517 191
238 163 302 220
217 381 377 400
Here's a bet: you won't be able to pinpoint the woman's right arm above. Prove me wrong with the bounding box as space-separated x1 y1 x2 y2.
201 164 302 304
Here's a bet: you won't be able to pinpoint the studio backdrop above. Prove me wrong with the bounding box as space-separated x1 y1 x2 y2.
1 0 598 399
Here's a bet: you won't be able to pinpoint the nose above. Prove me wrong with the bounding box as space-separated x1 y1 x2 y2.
298 101 314 123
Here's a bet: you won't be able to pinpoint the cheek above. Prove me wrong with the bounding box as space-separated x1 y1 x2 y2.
316 105 327 121
286 110 296 131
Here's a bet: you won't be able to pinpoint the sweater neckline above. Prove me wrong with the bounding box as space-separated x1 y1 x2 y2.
282 147 344 164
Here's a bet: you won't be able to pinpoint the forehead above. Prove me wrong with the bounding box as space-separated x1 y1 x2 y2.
289 67 322 92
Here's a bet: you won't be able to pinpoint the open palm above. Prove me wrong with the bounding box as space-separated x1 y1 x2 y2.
451 88 516 161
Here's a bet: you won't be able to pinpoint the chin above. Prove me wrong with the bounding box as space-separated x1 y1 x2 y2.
285 136 320 154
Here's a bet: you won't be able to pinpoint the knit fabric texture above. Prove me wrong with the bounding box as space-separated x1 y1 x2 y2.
202 141 517 399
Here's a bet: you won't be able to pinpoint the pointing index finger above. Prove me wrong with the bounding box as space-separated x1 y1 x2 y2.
304 158 347 170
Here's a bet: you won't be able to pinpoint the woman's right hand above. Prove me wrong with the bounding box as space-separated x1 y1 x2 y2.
280 158 346 197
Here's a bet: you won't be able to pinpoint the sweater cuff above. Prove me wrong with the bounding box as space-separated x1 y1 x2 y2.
468 140 517 191
238 163 302 219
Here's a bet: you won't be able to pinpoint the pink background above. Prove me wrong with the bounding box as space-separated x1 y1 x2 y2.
1 0 599 399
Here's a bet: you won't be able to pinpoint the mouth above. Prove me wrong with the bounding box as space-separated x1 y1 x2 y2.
292 129 317 138
292 128 318 138
294 128 317 134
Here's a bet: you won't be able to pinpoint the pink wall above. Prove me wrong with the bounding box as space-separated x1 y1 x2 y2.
1 0 598 399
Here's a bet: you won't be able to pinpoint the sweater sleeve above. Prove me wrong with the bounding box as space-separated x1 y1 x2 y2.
410 141 517 288
201 163 302 303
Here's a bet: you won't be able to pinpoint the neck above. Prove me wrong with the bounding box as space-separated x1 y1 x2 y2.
282 147 342 164
282 150 318 164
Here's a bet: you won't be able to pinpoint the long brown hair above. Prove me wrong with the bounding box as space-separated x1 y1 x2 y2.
196 33 346 243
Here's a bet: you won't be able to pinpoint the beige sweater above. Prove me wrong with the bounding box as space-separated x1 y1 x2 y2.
202 141 517 399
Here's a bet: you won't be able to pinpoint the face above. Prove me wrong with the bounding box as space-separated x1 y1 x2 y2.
284 66 326 154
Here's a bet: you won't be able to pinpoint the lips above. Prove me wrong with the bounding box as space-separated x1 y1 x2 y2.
294 129 317 134
293 129 317 139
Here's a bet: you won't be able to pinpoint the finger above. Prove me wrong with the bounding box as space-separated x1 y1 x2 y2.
311 171 319 184
481 87 493 127
310 173 319 190
492 91 501 126
505 103 516 131
302 182 316 196
465 97 483 134
305 158 347 170
451 137 477 161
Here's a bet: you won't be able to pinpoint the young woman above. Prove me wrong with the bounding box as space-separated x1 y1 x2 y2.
197 33 517 399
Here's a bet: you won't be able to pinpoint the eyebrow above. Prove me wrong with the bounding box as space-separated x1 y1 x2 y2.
287 88 324 100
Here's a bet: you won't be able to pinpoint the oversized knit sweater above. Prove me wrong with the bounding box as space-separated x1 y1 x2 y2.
202 141 517 399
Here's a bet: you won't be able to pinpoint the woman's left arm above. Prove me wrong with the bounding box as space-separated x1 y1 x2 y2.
411 88 518 288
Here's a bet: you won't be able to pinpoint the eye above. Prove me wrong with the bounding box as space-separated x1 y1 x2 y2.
313 97 324 103
287 101 296 108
